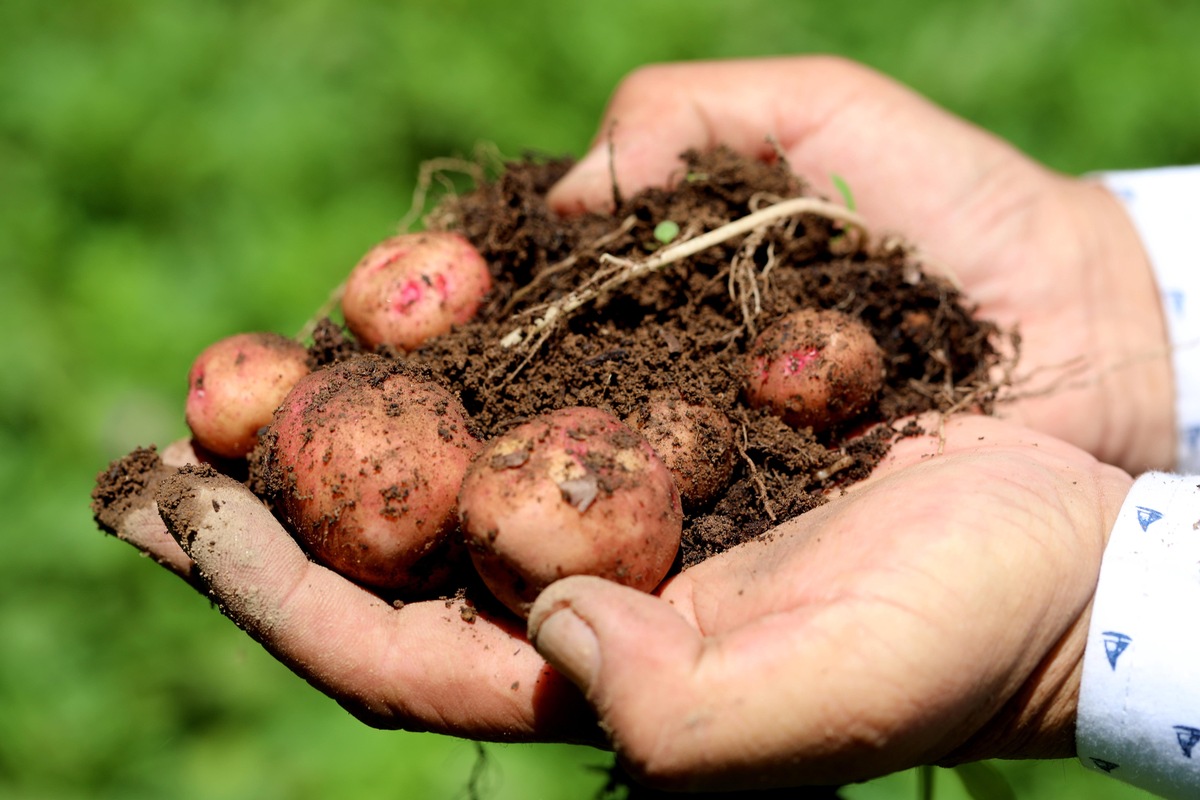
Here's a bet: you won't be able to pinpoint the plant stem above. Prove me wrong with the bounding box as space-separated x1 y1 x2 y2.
499 195 866 350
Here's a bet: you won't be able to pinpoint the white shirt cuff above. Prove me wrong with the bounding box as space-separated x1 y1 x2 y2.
1077 471 1200 799
1100 167 1200 472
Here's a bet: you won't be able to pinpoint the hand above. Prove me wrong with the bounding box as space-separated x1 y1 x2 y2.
548 56 1174 473
102 440 593 743
528 414 1133 791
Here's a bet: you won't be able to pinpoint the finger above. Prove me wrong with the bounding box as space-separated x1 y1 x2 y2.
529 574 937 791
155 465 592 741
91 444 200 586
548 58 802 215
546 57 1038 274
548 56 976 214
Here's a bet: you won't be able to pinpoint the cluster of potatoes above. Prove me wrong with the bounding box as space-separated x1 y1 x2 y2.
183 232 884 616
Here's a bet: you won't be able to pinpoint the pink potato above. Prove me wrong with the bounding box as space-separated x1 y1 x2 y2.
625 390 736 509
185 332 311 459
261 355 480 593
744 308 885 431
458 406 683 617
341 232 492 351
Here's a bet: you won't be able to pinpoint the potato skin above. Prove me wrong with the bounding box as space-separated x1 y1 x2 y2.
342 232 492 351
458 406 683 617
262 355 479 592
185 332 311 458
744 308 885 431
625 391 736 509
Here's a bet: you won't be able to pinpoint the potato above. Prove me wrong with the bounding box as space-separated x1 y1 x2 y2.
260 355 479 593
624 390 736 508
458 406 682 617
341 232 492 351
744 308 884 431
185 332 311 459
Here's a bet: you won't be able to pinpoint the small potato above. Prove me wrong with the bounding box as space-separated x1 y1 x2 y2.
625 390 736 508
744 308 884 431
458 406 682 617
185 332 310 459
342 232 492 351
262 355 480 593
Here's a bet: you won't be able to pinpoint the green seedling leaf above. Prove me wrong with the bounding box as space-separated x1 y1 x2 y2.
831 173 857 212
954 762 1016 800
653 220 680 244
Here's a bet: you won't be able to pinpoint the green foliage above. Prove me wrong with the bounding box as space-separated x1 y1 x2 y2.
954 763 1016 800
1 0 1191 797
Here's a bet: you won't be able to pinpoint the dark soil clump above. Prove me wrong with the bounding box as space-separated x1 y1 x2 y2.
400 147 1004 566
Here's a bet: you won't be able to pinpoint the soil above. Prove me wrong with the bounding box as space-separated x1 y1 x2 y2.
94 145 1007 584
402 147 1003 567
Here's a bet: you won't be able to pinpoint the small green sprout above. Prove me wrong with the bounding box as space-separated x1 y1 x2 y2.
830 173 857 212
653 220 680 244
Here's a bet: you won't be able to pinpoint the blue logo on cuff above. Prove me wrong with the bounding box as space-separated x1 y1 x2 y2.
1101 632 1131 669
1175 726 1200 758
1136 506 1164 531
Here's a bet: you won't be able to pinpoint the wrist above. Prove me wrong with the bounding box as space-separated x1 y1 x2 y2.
1063 177 1175 472
938 459 1132 764
1077 472 1200 797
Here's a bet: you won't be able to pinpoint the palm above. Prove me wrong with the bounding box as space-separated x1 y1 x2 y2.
548 57 1172 471
110 443 592 743
530 414 1131 789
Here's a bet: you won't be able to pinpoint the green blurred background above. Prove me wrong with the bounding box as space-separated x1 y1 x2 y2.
3 1 1195 797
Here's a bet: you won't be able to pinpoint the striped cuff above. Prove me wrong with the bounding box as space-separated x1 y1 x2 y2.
1077 472 1200 799
1101 167 1200 472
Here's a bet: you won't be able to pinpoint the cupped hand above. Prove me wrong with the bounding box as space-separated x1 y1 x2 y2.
103 440 593 743
548 57 1173 473
528 414 1133 791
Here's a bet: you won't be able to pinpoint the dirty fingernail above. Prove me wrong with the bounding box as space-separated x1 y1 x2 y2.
530 606 600 691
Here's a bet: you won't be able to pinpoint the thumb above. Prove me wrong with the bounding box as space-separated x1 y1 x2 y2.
546 132 700 217
528 575 710 789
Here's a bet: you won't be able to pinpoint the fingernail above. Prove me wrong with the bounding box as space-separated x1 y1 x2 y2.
530 606 600 691
548 147 614 215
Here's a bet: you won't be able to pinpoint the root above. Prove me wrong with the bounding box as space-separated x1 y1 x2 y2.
498 196 867 356
736 423 776 523
813 454 856 483
398 149 496 234
500 215 639 316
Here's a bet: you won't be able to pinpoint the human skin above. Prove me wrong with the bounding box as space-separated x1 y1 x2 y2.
104 56 1156 791
529 414 1130 789
110 412 1126 788
548 56 1174 476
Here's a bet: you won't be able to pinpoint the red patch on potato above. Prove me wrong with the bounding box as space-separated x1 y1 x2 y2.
342 232 492 351
261 355 480 593
744 308 884 431
185 332 310 459
458 406 682 617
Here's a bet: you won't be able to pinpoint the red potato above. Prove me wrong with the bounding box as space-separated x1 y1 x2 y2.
744 308 885 431
185 332 310 459
625 390 736 508
458 406 683 617
261 355 480 593
342 232 492 351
